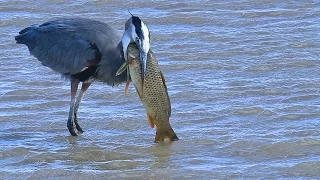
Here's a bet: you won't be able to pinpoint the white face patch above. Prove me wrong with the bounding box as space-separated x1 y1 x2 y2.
121 33 130 61
122 20 138 61
140 21 150 53
121 16 150 64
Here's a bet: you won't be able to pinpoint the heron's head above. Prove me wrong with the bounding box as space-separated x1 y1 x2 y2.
122 15 150 78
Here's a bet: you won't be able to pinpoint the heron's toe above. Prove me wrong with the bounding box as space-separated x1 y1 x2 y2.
74 115 84 133
67 118 78 136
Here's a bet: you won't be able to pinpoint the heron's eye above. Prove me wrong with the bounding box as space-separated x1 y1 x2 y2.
135 38 139 43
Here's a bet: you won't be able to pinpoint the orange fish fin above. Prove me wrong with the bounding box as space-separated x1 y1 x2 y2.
154 126 179 143
147 112 155 128
124 78 131 95
123 68 131 95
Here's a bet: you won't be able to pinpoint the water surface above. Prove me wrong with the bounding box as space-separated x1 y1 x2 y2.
0 0 319 179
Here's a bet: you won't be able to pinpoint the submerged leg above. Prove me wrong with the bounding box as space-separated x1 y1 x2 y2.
67 79 80 136
73 82 91 133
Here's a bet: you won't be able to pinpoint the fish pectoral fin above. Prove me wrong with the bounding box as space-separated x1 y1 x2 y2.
116 61 128 76
123 68 131 95
147 112 155 128
116 52 137 76
124 77 131 95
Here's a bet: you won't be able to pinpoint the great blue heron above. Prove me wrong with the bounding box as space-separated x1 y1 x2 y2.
15 16 151 136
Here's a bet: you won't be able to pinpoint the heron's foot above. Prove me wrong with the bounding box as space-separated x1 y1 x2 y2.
74 114 84 133
67 117 79 136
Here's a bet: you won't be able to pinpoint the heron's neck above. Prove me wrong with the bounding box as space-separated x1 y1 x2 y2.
95 42 126 85
117 42 125 60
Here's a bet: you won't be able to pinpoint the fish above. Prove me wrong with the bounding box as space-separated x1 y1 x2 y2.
116 43 179 143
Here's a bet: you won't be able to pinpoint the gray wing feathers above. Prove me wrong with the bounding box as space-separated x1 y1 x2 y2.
15 18 120 75
37 37 96 74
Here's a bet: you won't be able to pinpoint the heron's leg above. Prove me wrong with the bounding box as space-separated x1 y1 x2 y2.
67 79 79 136
73 82 91 133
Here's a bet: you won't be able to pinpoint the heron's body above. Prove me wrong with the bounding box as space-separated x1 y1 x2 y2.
15 17 145 136
15 18 127 85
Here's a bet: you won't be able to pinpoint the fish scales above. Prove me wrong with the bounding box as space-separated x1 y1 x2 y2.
118 43 178 143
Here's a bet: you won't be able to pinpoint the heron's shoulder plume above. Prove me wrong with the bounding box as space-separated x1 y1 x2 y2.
15 24 39 44
18 24 39 35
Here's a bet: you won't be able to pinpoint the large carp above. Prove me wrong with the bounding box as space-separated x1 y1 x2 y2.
117 43 178 143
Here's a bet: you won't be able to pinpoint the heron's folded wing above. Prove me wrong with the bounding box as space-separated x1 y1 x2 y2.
15 19 112 75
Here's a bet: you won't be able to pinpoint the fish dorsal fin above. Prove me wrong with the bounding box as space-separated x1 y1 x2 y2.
159 71 167 90
159 71 171 116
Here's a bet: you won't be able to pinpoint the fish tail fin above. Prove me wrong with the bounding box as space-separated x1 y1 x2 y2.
154 126 179 143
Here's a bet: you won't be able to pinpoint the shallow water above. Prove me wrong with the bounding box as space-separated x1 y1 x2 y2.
1 0 320 179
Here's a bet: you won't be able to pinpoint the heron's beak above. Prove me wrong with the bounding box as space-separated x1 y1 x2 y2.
139 51 147 82
138 49 147 97
139 33 150 87
137 35 149 95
